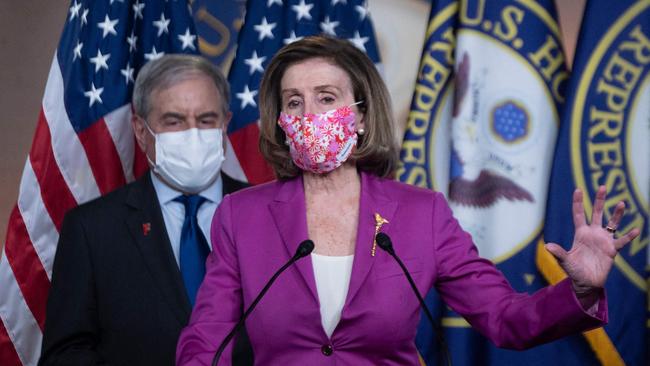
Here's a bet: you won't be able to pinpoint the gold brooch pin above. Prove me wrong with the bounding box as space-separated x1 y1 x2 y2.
372 213 389 256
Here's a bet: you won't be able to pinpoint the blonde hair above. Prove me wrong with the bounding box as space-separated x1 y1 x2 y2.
259 35 399 180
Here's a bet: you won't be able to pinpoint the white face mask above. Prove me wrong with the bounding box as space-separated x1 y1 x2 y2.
143 122 225 193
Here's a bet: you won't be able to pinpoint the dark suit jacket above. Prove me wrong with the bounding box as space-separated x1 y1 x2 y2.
39 172 252 366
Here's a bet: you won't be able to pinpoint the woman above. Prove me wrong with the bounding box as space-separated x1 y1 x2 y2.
176 36 639 365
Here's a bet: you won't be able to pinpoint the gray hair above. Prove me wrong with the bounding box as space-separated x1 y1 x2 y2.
132 54 230 118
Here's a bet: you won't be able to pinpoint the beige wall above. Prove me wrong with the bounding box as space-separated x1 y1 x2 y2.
0 1 584 248
0 2 68 248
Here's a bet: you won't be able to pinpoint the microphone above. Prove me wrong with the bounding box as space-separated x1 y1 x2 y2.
211 239 315 366
375 233 452 366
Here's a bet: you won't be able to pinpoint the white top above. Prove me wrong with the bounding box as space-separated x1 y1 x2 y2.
150 172 223 266
311 253 354 338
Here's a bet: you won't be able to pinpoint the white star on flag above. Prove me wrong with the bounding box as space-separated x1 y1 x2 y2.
267 0 283 6
153 13 171 37
244 51 266 75
283 30 303 45
177 28 196 50
133 0 145 20
84 83 104 106
237 85 258 109
121 63 135 84
69 1 81 22
127 32 138 52
97 15 119 38
292 0 314 21
145 46 164 61
331 0 347 5
349 31 369 52
320 16 339 36
355 3 369 21
73 41 83 61
89 49 110 72
80 8 89 27
254 17 276 41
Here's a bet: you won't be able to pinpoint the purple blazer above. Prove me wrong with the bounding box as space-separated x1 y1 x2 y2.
177 172 606 365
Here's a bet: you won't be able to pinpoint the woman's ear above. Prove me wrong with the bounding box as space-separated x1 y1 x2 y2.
356 110 366 134
357 119 365 134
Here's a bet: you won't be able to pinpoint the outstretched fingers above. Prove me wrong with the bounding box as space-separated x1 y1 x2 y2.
572 189 587 230
605 201 625 233
590 185 606 227
613 227 641 251
545 243 568 263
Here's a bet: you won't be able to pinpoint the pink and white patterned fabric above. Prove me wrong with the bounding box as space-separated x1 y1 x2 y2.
278 105 358 174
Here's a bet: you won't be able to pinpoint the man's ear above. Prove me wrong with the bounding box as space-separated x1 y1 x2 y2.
224 111 233 129
132 114 147 152
222 111 233 153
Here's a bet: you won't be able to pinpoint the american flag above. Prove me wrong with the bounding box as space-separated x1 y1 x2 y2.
223 0 381 185
0 1 197 364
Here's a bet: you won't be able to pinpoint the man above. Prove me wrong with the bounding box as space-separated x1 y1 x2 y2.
39 55 252 365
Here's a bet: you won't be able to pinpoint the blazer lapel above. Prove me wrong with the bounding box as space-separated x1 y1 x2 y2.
124 174 191 325
266 173 399 308
345 172 398 307
268 176 319 304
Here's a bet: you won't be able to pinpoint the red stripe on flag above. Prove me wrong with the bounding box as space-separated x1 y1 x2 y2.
4 206 50 330
30 111 78 230
228 123 275 185
0 317 23 366
77 118 126 195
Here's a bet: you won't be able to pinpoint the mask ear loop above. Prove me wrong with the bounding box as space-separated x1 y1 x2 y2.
138 117 159 167
140 118 157 137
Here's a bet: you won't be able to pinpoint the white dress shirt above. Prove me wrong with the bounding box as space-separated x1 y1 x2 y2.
150 172 223 266
311 253 354 338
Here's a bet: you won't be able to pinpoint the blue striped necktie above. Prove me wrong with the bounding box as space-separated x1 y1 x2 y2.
174 194 210 306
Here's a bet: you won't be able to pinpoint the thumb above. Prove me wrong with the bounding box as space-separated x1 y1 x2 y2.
545 243 568 263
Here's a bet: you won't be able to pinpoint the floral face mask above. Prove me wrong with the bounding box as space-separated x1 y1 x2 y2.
278 102 362 174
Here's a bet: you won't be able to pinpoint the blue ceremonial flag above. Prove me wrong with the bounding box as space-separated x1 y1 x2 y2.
541 1 649 365
191 0 245 71
221 0 381 185
398 0 600 364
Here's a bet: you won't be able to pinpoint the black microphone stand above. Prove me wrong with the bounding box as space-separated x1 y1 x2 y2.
211 240 314 366
375 232 452 366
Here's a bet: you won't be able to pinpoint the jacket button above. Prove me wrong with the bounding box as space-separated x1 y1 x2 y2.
321 344 333 356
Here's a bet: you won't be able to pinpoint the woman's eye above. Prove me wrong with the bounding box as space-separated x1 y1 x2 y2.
320 96 335 104
286 100 301 109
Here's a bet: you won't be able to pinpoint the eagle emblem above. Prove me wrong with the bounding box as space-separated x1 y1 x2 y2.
449 52 534 208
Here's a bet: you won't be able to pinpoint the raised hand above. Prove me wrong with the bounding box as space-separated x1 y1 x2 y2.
545 186 640 295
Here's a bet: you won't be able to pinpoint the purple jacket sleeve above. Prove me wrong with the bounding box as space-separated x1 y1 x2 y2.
431 193 607 350
176 195 241 365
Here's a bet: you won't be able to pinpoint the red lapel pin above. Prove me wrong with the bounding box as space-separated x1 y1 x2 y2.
142 222 151 236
